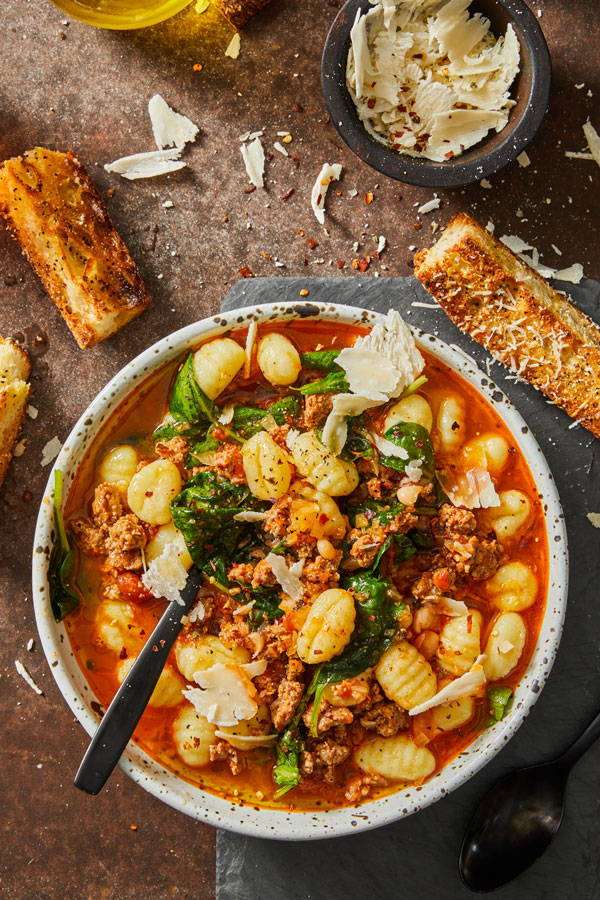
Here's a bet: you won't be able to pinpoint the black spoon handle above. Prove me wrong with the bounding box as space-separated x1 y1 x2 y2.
555 705 600 772
74 566 203 795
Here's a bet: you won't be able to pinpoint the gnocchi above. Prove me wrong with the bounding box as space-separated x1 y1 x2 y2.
488 490 532 541
242 431 292 500
172 705 216 767
355 735 436 782
483 612 527 680
437 611 482 676
323 671 372 707
193 338 246 400
486 562 538 612
297 589 356 664
127 459 182 525
117 658 185 708
94 600 142 654
257 333 301 386
175 635 250 682
431 696 475 732
384 394 433 433
289 481 346 540
288 430 359 496
98 444 138 489
375 641 437 710
435 394 466 453
461 433 509 477
146 522 193 570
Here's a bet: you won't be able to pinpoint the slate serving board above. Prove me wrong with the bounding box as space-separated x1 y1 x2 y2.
217 276 600 900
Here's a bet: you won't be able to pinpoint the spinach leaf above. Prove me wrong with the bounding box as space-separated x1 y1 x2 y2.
48 470 79 622
487 686 513 725
306 573 401 732
248 588 284 626
298 370 349 396
170 472 260 566
300 350 341 371
347 500 405 527
233 396 301 438
169 353 218 425
380 422 435 479
185 431 220 467
153 420 206 442
344 424 373 461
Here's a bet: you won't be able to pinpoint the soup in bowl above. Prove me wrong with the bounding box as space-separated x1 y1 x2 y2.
32 302 567 838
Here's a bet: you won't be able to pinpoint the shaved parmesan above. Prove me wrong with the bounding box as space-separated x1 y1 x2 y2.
241 137 265 189
500 235 533 254
244 320 257 378
233 511 268 523
225 32 241 59
500 234 584 283
516 150 531 167
311 162 342 225
554 263 584 284
353 309 424 398
497 640 515 655
218 404 235 425
405 459 424 482
409 655 487 715
41 436 62 466
373 432 409 460
346 2 519 162
214 730 277 749
582 119 600 169
322 394 379 454
141 542 188 605
438 597 469 616
418 197 441 215
443 466 500 509
264 553 304 603
104 148 185 180
148 94 199 150
587 513 600 528
336 348 400 402
15 660 43 695
183 660 267 727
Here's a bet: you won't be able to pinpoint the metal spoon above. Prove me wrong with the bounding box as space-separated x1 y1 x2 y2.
459 707 600 891
74 566 202 795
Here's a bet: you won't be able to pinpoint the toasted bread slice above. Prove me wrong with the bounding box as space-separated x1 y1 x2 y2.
0 338 30 488
0 148 151 349
215 0 273 27
414 213 600 439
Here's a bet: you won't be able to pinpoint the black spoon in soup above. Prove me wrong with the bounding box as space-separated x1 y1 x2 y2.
459 707 600 891
74 566 202 795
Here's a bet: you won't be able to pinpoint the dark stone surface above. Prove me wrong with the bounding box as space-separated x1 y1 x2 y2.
0 0 598 897
217 276 600 900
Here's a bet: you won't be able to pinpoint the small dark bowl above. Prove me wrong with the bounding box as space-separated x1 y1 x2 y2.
321 0 551 188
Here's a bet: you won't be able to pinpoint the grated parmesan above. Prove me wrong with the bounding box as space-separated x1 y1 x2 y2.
15 660 43 696
418 197 441 215
582 119 600 169
311 163 342 225
347 0 520 162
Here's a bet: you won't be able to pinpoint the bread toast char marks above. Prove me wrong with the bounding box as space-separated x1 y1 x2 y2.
0 338 31 489
414 213 600 439
0 147 151 349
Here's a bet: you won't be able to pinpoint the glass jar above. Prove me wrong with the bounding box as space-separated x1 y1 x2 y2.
49 0 193 30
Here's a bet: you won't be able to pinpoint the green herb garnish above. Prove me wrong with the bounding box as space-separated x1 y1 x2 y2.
487 686 514 725
48 470 79 622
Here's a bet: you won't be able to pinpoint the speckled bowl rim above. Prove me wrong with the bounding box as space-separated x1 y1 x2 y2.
32 301 568 841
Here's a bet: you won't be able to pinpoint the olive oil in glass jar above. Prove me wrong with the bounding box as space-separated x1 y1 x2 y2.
49 0 192 29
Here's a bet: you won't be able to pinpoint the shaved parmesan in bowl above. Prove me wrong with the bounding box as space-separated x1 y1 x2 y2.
183 660 267 727
346 0 520 162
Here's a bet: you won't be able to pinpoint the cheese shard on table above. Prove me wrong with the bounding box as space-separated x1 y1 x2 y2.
311 163 342 225
104 148 186 180
142 542 189 604
241 136 265 188
148 94 199 150
183 660 267 726
582 119 600 169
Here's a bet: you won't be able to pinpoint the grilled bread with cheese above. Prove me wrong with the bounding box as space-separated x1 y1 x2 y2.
0 148 151 349
414 213 600 439
0 339 30 488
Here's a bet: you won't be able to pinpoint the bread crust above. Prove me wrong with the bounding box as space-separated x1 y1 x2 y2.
0 338 30 488
0 147 151 349
414 213 600 439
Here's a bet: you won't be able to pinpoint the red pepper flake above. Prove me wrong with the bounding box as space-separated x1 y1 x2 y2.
299 288 310 296
105 187 116 198
396 194 403 201
296 229 305 236
322 114 331 124
239 266 254 278
292 102 304 113
244 185 256 194
334 189 342 195
367 98 376 109
352 256 371 272
467 614 473 634
306 237 319 250
119 647 128 660
280 188 295 201
22 490 33 502
336 259 346 269
413 222 422 231
130 824 138 831
261 252 272 260
364 192 374 205
371 251 380 261
222 216 229 222
444 150 454 159
192 63 203 71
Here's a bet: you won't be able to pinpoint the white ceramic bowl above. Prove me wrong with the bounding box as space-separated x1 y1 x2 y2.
32 302 568 840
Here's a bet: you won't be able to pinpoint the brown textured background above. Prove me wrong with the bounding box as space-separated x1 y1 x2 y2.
1 0 598 897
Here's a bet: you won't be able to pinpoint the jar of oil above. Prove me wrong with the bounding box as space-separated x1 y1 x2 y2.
49 0 192 29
